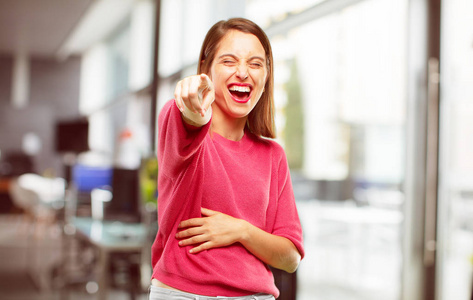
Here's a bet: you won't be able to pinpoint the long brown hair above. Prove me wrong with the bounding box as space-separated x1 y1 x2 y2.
197 18 275 139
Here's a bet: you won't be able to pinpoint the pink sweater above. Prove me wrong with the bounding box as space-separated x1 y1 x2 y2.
151 100 304 298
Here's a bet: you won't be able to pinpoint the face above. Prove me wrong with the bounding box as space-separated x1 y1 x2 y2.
208 30 268 120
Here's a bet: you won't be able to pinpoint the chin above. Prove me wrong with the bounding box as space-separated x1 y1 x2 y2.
230 100 258 116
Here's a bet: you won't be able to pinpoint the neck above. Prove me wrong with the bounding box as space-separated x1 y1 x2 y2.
210 105 247 141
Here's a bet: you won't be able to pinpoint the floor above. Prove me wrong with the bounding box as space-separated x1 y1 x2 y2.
295 200 402 300
1 200 471 300
0 214 148 300
0 273 148 300
0 200 402 300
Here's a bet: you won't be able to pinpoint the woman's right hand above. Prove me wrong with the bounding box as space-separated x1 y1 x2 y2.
174 73 214 118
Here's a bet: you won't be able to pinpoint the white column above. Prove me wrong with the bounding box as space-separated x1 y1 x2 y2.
12 52 30 109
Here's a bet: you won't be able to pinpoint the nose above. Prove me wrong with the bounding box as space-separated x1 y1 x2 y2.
236 63 248 80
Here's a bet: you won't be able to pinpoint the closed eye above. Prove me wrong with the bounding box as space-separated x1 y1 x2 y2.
223 60 236 66
250 62 263 68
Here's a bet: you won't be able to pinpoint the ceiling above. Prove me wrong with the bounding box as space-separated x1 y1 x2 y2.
0 0 94 58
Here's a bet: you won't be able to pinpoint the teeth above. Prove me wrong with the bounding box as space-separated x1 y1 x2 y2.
229 85 250 93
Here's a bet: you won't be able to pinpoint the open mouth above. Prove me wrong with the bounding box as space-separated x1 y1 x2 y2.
228 84 251 103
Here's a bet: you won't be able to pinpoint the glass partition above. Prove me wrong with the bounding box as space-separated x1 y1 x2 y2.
268 1 408 299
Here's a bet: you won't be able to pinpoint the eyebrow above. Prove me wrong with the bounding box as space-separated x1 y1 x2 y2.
218 54 265 62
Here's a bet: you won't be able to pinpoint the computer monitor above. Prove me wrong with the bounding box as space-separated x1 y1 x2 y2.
72 165 113 193
104 168 141 223
55 119 89 154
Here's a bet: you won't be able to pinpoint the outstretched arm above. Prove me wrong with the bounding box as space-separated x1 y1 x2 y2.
176 207 301 273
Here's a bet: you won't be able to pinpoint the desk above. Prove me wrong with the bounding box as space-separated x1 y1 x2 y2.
72 217 147 300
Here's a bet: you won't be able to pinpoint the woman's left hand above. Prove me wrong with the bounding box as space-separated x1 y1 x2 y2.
176 207 246 254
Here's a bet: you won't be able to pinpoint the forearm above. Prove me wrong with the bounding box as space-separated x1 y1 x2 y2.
177 208 302 273
239 220 301 273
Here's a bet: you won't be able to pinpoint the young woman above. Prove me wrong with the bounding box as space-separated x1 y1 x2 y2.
150 18 304 300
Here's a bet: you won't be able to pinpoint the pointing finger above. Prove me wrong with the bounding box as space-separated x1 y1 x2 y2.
189 76 203 114
199 74 215 114
199 74 213 92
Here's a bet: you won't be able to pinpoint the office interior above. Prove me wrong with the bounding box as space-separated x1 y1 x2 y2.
0 0 471 299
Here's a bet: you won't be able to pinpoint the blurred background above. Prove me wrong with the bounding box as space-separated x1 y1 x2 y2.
0 0 472 299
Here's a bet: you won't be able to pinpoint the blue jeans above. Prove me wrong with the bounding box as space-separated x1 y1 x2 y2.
148 285 275 300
